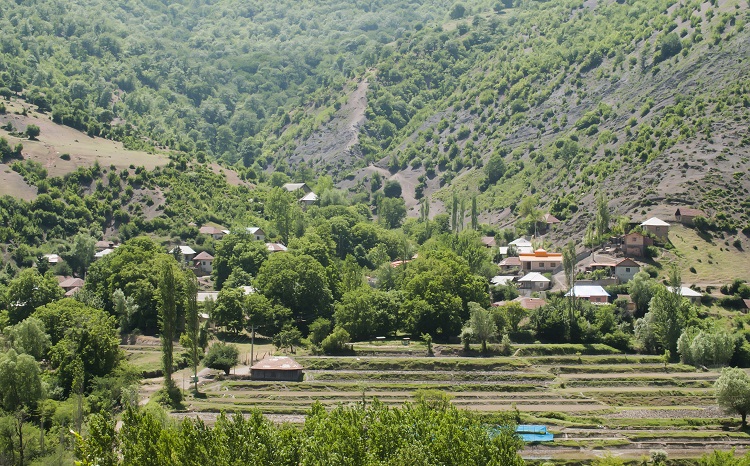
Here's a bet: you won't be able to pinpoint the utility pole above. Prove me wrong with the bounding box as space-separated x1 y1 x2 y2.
250 324 255 365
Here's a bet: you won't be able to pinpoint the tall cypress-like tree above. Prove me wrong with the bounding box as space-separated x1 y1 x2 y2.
470 195 478 230
157 257 178 394
451 191 458 232
184 270 200 392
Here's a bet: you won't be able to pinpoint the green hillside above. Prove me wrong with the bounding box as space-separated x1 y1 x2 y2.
288 0 748 231
2 0 747 234
0 0 467 159
0 0 748 253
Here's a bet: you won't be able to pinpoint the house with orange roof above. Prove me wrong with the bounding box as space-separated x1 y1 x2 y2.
519 249 563 273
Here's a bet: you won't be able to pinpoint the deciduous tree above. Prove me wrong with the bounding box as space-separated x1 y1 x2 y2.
6 268 63 324
2 317 50 360
715 367 750 427
467 302 496 354
203 342 239 375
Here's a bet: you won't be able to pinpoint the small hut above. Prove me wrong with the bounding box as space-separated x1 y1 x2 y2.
250 356 304 382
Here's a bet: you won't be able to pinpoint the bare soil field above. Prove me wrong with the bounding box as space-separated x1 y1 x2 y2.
0 99 167 179
0 164 37 199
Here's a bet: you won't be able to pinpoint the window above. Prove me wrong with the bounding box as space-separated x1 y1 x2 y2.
625 268 630 272
539 263 544 268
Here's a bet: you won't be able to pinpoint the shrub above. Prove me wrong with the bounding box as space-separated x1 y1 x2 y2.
308 318 332 346
25 124 40 140
321 327 351 355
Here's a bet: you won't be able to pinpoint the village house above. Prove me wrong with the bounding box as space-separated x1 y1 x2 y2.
537 213 561 233
622 231 653 257
59 277 84 297
282 182 312 194
193 251 214 273
198 225 226 240
614 258 640 283
498 256 521 272
640 217 670 241
299 192 319 209
170 245 197 263
667 286 703 305
566 285 610 304
245 227 266 241
585 260 616 274
499 237 534 256
197 291 219 303
94 248 115 260
251 356 304 382
95 240 117 251
480 236 497 248
266 242 288 253
490 275 517 286
674 207 707 226
43 253 62 265
518 272 551 291
492 296 547 310
519 249 563 273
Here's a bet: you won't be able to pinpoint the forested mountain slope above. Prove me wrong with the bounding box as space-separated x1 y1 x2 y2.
279 0 749 233
0 0 748 234
0 0 466 159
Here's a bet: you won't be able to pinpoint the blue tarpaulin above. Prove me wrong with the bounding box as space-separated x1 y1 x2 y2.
488 424 554 442
515 425 554 442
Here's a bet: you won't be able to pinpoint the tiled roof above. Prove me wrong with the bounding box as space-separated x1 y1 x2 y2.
193 251 214 261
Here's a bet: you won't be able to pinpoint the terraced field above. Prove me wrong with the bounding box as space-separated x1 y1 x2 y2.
132 342 750 461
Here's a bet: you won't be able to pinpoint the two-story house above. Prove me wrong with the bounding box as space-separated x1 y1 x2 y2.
519 249 563 273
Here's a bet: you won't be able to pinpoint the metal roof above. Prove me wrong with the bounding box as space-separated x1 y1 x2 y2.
666 286 702 297
251 356 303 371
171 245 196 255
565 285 610 298
640 217 670 227
518 272 550 283
491 275 517 286
509 237 532 246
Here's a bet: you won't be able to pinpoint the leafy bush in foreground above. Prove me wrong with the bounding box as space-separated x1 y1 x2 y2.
76 400 523 466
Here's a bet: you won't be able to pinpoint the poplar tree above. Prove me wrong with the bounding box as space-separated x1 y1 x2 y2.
183 270 200 392
157 257 179 396
470 195 478 230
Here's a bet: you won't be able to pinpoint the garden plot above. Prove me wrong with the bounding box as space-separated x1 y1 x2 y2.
136 343 749 461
